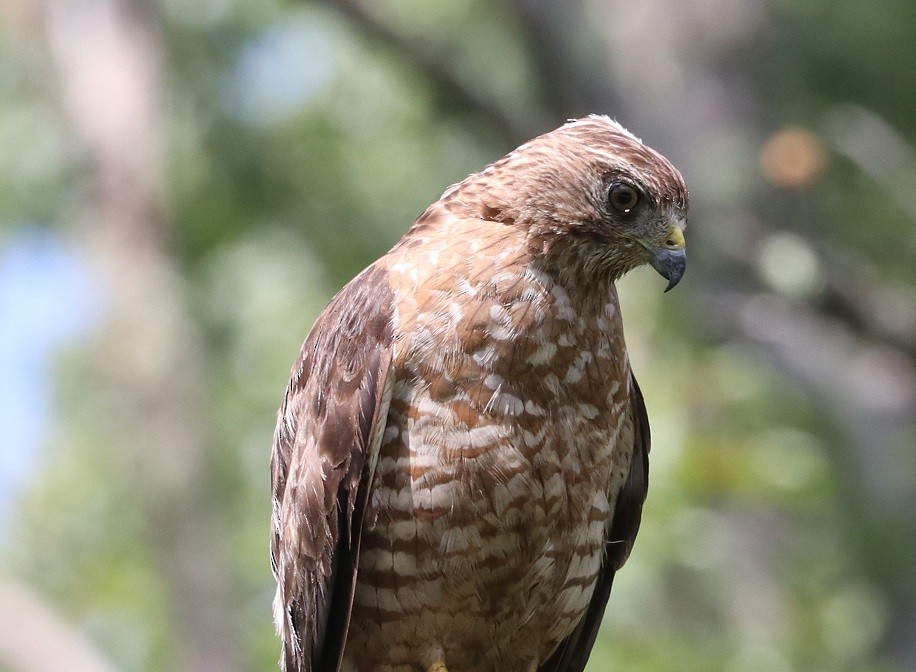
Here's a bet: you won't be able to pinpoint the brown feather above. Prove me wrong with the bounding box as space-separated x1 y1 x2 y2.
270 264 394 672
539 372 651 672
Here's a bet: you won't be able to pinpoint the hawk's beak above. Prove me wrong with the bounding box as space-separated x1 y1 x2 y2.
647 227 686 292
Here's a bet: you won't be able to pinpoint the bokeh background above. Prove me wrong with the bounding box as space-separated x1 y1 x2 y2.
1 1 914 671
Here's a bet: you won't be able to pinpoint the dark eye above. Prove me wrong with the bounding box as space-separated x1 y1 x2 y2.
608 182 639 213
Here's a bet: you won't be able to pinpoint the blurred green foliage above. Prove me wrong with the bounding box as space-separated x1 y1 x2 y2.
0 1 913 672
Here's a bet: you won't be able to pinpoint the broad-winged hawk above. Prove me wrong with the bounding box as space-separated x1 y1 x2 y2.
271 115 688 672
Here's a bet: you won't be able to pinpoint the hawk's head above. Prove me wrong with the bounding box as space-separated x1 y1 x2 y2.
446 115 689 291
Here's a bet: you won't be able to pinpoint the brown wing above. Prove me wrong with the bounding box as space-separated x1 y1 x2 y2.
540 372 651 672
270 264 395 672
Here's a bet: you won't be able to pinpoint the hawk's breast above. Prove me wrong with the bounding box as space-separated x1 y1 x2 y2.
344 232 637 671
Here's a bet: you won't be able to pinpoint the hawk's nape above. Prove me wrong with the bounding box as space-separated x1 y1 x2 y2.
270 115 687 672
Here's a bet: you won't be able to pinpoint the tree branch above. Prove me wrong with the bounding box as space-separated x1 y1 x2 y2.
0 580 118 672
329 0 527 141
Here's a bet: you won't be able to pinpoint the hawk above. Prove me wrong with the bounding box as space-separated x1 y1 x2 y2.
271 115 688 672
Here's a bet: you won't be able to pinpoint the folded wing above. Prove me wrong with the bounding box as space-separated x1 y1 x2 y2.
270 264 395 672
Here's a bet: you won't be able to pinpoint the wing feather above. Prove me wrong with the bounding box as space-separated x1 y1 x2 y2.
540 371 651 672
270 264 395 672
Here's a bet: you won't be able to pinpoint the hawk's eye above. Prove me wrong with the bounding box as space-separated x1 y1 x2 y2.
608 183 639 213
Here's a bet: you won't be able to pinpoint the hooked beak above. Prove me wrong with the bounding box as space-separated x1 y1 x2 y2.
646 227 686 292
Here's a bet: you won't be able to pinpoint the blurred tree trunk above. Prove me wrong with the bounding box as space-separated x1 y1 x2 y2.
42 1 244 671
